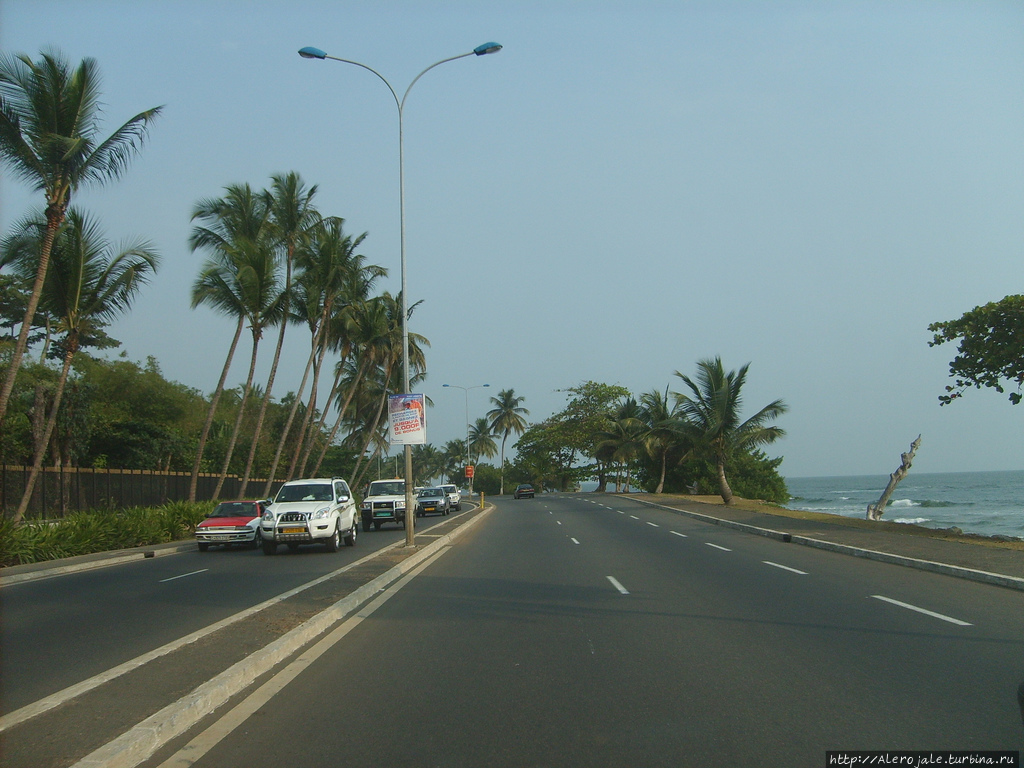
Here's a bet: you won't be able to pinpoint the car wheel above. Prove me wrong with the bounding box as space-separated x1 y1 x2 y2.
362 516 372 532
344 520 357 546
198 542 209 552
252 529 263 549
373 521 382 531
262 540 277 556
325 524 340 552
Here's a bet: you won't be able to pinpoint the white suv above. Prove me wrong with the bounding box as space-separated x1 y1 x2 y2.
262 478 357 554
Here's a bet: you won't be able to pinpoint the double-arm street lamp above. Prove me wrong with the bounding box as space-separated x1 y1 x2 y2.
299 42 502 547
442 383 490 495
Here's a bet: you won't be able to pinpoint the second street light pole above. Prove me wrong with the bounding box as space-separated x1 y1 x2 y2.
443 383 489 497
299 42 502 547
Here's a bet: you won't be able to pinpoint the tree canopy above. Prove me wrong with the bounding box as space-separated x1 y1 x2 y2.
928 295 1024 405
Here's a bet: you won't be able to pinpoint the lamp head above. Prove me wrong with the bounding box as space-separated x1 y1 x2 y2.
298 46 327 60
473 42 502 56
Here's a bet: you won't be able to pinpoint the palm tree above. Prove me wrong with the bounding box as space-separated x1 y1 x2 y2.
486 388 529 495
466 417 498 464
672 358 787 504
6 208 159 521
595 398 646 493
243 173 321 485
187 183 273 500
638 386 687 494
0 49 161 423
189 192 283 500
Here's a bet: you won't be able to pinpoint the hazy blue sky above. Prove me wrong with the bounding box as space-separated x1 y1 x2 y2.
2 1 1022 478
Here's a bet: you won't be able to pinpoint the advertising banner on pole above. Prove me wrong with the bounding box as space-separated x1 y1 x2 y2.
388 393 426 445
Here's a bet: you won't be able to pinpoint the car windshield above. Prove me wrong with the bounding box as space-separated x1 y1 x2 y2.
369 481 404 496
418 488 443 498
211 502 257 517
441 485 457 493
275 484 334 503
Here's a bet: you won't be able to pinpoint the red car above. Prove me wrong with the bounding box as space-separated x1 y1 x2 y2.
195 500 268 551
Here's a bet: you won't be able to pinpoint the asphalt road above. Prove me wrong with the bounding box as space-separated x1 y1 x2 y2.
0 513 451 713
140 494 1024 768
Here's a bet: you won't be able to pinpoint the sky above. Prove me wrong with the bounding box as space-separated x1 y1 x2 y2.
2 0 1022 479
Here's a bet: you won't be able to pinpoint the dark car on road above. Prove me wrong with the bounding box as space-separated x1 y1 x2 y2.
513 483 535 499
416 487 450 517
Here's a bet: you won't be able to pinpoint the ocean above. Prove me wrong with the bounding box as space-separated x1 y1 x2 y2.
784 470 1024 540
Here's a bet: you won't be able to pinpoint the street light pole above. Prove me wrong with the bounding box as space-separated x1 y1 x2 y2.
299 42 502 547
443 383 489 496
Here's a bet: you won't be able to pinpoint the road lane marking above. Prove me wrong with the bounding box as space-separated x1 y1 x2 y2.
764 561 807 575
705 543 732 552
159 569 208 583
670 531 687 538
556 521 562 526
646 522 659 528
0 541 405 734
606 576 630 595
630 515 640 520
871 595 972 626
151 547 452 768
571 538 580 545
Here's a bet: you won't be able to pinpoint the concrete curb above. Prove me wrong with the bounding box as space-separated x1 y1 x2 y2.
71 504 494 768
632 497 1024 593
0 542 196 586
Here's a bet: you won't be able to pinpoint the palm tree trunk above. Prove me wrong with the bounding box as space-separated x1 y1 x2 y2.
655 450 666 494
717 457 734 505
0 210 62 424
294 318 332 478
239 316 289 498
14 343 74 523
499 433 508 496
261 342 317 496
311 355 369 477
190 316 244 501
350 384 392 491
212 333 260 501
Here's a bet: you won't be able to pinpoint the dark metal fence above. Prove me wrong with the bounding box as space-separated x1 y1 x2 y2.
0 465 283 519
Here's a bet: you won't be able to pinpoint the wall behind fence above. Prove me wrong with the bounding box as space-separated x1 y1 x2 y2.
0 465 283 518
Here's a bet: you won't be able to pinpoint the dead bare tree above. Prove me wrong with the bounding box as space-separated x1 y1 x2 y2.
866 435 922 521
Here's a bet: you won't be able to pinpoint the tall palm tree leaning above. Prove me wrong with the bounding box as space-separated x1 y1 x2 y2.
0 49 161 425
187 183 272 501
486 388 529 495
5 208 159 521
672 357 787 505
243 173 321 494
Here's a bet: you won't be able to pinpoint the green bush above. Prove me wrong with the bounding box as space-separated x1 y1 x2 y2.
0 501 214 567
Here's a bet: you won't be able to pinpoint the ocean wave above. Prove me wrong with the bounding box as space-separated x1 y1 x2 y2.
892 517 931 526
889 499 919 508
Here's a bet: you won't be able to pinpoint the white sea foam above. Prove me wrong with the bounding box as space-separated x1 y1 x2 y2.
889 499 919 508
893 517 930 525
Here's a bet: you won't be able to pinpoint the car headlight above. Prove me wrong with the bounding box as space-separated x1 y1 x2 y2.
262 510 275 522
313 506 331 519
395 500 406 510
360 501 370 511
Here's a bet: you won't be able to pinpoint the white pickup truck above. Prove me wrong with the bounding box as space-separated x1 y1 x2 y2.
360 479 407 531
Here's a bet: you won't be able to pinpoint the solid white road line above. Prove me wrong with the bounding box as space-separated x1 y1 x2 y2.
606 576 630 595
159 569 208 583
646 522 659 528
763 561 807 575
871 595 972 626
152 548 452 768
0 541 402 734
670 531 687 538
705 543 732 552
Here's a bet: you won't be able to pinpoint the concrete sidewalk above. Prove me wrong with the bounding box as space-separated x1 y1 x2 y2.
630 493 1024 591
